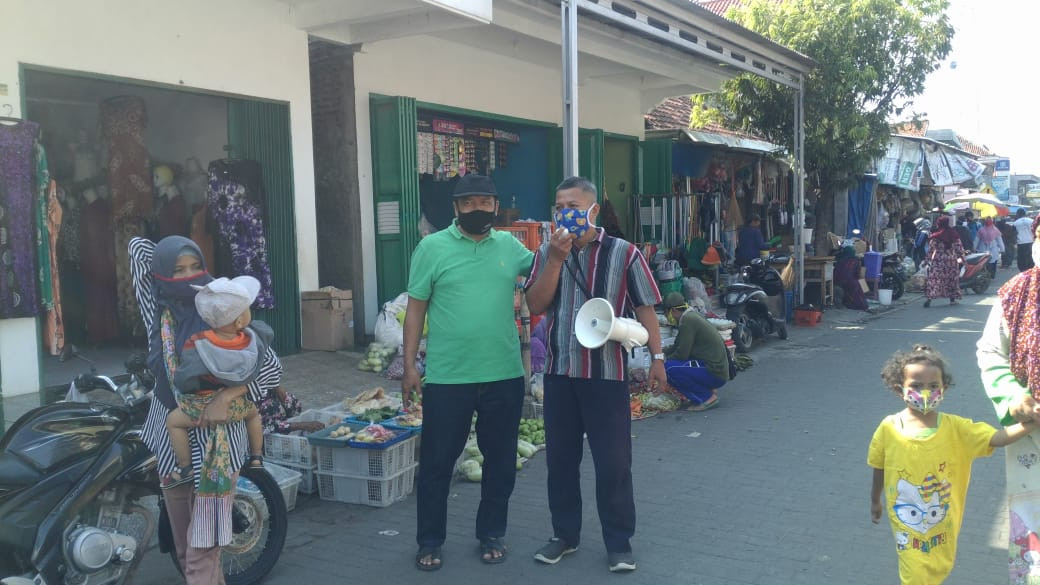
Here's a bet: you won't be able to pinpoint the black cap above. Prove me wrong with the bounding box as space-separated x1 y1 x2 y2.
453 174 498 198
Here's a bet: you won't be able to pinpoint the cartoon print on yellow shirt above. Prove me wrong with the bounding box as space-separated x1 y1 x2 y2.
892 471 951 553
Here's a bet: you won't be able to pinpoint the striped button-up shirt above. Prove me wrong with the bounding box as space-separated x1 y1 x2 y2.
526 228 661 381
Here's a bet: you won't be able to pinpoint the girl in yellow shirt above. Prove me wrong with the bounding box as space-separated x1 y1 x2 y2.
869 345 1036 584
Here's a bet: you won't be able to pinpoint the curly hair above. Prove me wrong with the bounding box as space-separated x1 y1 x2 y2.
880 344 953 395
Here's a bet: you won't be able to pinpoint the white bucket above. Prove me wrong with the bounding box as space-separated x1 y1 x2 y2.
878 289 893 306
802 228 814 243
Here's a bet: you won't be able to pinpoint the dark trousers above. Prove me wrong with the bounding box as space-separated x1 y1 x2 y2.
544 375 635 553
416 377 524 547
1018 243 1035 272
664 359 726 404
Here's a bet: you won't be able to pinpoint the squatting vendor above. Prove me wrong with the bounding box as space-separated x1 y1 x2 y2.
662 292 730 411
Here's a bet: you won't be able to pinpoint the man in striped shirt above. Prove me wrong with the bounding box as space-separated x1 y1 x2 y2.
526 176 666 573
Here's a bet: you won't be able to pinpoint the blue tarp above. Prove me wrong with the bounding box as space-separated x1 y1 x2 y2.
846 176 878 238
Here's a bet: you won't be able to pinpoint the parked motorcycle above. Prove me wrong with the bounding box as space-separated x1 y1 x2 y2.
722 256 788 353
959 251 992 294
0 354 286 585
880 252 909 301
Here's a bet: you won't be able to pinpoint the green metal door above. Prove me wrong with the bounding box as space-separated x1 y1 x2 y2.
638 139 673 195
547 127 606 200
227 99 301 355
369 95 420 306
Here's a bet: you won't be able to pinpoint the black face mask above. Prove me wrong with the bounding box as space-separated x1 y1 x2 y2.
457 209 496 235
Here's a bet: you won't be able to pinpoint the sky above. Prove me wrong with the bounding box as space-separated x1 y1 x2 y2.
908 0 1040 174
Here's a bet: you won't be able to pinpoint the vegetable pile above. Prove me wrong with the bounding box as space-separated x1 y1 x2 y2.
355 406 399 423
352 424 400 444
357 343 396 372
518 418 545 446
457 437 541 482
734 354 754 371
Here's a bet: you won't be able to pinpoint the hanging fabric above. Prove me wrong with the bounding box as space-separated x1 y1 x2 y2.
207 159 275 308
43 181 65 356
34 141 53 311
99 96 151 338
80 193 120 343
0 120 42 318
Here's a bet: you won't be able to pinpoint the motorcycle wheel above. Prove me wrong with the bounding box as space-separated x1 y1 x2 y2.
168 466 287 585
972 272 992 295
726 308 754 353
881 273 904 301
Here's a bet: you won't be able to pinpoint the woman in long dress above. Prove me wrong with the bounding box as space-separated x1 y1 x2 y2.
129 235 282 584
977 216 1040 583
923 216 964 307
975 217 1005 279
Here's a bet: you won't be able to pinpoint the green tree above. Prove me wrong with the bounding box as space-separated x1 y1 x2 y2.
695 0 952 248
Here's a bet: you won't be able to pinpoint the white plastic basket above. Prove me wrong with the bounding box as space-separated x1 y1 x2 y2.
315 434 417 477
237 462 302 512
316 463 416 507
278 461 318 495
263 409 346 467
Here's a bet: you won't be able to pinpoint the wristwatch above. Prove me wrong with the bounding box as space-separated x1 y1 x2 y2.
652 353 665 362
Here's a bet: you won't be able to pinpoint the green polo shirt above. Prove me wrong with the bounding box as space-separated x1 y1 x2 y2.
407 221 535 384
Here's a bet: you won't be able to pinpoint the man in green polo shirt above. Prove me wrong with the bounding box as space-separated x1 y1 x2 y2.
401 174 534 572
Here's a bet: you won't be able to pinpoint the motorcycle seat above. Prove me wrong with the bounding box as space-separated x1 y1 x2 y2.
964 252 989 265
0 451 41 491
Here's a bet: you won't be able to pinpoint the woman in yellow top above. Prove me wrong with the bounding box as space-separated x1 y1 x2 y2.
869 345 1035 585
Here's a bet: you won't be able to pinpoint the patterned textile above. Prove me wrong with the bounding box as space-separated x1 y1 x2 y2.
174 392 255 548
0 120 42 318
207 161 275 307
999 268 1040 400
526 228 661 381
258 389 302 435
43 181 65 356
34 142 52 309
59 200 81 267
100 96 151 338
925 240 963 301
114 217 145 337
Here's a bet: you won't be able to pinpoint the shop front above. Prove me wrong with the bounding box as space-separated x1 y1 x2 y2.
327 0 814 322
0 0 318 397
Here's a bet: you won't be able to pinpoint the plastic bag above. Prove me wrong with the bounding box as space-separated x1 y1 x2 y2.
683 277 711 309
374 292 409 348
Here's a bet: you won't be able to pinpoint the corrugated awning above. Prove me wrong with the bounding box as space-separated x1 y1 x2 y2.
646 128 784 155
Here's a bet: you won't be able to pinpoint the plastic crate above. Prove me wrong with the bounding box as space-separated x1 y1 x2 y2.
279 461 318 495
523 401 543 419
315 433 417 477
263 409 347 467
316 463 417 507
237 462 302 512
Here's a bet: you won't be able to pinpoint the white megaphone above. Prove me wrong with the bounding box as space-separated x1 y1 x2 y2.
574 298 649 351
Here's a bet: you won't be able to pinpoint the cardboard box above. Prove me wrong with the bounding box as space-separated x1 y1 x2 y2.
301 289 354 351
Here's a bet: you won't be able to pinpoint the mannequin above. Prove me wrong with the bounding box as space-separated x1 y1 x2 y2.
179 157 207 210
154 165 187 238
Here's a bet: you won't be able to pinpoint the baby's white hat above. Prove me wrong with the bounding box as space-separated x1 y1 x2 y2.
193 276 260 328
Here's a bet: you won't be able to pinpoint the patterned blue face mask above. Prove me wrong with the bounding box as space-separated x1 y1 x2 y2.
554 204 597 238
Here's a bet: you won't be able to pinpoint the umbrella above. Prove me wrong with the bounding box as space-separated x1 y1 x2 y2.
943 200 1009 218
944 191 1007 207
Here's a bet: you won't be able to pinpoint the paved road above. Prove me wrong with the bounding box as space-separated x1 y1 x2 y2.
137 273 1018 585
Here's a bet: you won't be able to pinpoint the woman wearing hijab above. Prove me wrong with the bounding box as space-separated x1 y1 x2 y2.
923 216 964 307
128 235 282 584
974 217 1005 279
976 215 1040 582
833 245 868 310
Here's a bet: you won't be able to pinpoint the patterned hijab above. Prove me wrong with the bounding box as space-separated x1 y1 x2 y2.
1000 268 1040 399
929 216 960 249
147 236 213 409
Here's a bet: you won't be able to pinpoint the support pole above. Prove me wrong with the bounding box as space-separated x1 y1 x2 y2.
561 0 579 177
793 76 806 304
